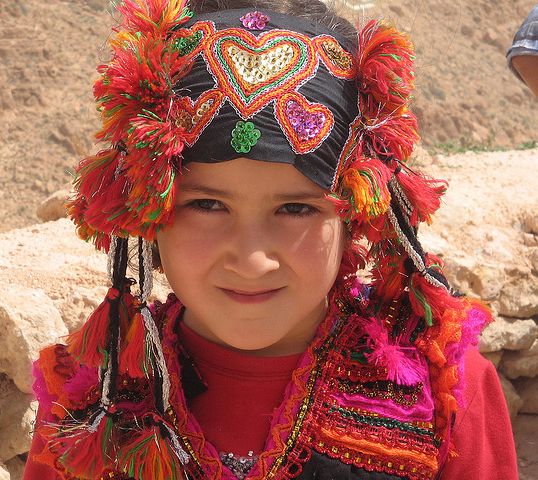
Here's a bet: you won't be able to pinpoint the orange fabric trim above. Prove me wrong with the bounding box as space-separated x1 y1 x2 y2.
321 427 439 471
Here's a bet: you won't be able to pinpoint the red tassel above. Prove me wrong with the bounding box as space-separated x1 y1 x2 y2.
74 148 123 199
119 309 147 379
357 20 416 113
67 288 119 367
55 415 114 479
409 273 461 327
371 250 407 302
396 170 448 225
119 425 183 480
360 108 419 162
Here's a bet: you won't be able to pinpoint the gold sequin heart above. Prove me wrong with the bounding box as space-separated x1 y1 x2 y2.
205 28 318 118
226 43 295 86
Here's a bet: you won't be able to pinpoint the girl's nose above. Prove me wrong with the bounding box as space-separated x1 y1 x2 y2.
222 225 280 280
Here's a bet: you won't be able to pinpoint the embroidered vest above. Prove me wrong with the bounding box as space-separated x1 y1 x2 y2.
32 286 487 480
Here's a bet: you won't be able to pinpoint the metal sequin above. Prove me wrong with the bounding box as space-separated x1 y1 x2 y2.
240 11 270 30
285 100 326 141
322 40 352 70
227 44 293 85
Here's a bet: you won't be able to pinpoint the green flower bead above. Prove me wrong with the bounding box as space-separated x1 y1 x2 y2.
230 121 261 154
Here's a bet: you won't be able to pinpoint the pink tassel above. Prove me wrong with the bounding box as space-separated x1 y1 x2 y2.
363 318 422 386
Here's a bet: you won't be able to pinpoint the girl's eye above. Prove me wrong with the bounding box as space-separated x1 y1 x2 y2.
185 199 226 212
277 203 318 216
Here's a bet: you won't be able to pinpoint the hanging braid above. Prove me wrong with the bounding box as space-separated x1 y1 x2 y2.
102 237 129 406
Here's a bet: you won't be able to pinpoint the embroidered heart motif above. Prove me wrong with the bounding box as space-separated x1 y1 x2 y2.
170 21 215 58
275 92 334 155
314 35 355 80
205 29 318 118
174 89 225 146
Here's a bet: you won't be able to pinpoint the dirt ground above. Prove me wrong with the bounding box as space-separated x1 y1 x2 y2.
515 414 538 480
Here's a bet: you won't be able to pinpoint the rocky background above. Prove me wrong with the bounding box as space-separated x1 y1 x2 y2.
0 0 537 479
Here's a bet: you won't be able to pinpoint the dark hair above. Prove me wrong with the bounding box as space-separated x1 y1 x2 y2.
189 0 358 46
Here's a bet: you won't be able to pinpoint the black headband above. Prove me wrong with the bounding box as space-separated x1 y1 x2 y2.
172 8 360 190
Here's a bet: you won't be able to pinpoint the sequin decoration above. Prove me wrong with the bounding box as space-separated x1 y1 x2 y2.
175 100 212 130
322 41 352 70
227 43 294 86
174 90 225 146
220 451 258 479
231 120 261 153
286 100 326 141
240 11 270 30
314 35 355 79
275 92 334 154
205 28 317 118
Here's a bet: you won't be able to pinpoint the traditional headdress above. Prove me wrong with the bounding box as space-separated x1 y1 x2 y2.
33 1 491 478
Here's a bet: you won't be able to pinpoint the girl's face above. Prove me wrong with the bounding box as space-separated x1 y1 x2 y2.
157 158 345 356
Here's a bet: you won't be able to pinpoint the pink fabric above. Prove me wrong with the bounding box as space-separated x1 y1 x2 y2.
339 351 435 423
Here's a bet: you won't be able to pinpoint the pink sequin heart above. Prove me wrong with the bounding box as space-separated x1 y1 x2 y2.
275 92 334 154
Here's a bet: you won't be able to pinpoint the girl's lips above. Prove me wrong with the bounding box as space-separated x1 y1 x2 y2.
220 287 284 304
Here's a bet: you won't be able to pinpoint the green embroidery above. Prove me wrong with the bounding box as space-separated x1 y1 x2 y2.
327 405 434 437
172 31 203 56
231 121 261 153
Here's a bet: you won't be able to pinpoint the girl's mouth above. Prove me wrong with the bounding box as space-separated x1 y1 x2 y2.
220 287 284 304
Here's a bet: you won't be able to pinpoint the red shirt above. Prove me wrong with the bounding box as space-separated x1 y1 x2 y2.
439 348 518 479
23 339 518 479
179 321 302 456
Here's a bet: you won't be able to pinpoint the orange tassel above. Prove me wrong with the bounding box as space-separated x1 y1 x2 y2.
67 288 119 367
118 0 191 36
340 156 392 223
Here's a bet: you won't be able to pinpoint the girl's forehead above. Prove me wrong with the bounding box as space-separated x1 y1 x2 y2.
178 158 326 196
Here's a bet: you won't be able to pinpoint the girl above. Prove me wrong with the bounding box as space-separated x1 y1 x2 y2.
23 0 518 479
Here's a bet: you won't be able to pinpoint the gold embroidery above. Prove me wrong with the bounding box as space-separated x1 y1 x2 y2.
322 41 352 70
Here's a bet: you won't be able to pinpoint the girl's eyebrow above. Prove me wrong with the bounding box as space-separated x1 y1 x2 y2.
179 184 325 201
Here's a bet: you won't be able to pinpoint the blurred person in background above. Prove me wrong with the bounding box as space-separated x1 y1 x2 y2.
508 4 538 96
